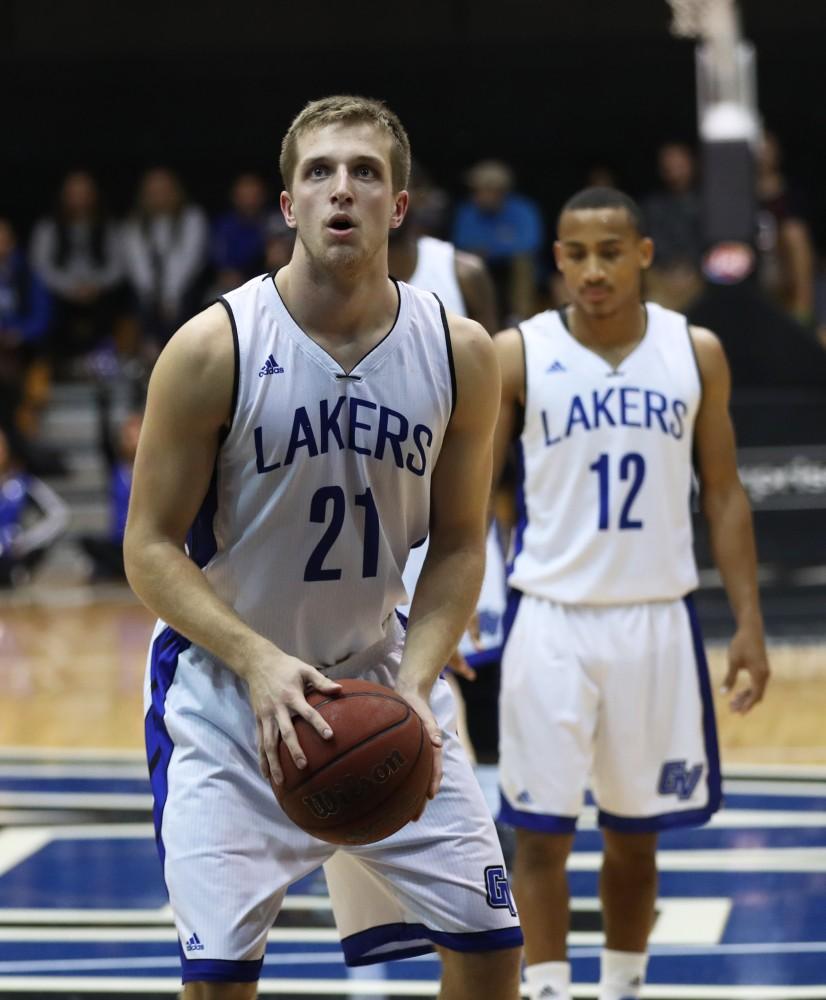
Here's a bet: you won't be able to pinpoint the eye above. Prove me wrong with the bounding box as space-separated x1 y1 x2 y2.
355 164 376 179
309 164 328 179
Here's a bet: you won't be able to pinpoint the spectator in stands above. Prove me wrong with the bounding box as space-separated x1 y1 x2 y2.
79 384 143 581
0 218 60 474
453 159 543 325
29 171 123 372
211 172 271 293
263 211 296 273
642 141 704 311
120 167 209 349
0 425 69 587
755 131 816 328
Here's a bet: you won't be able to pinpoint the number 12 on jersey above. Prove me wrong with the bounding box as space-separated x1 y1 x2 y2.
589 452 646 530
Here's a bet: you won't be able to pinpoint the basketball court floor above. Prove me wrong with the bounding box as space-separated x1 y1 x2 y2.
1 589 825 998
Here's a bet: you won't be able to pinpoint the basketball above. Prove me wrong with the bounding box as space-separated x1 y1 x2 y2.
272 678 434 845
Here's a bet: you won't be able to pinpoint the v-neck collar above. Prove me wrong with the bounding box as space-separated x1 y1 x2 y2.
264 272 406 377
557 303 650 375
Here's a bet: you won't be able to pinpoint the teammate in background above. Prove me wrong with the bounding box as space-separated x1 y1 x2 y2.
493 187 769 1000
125 96 521 998
388 178 507 693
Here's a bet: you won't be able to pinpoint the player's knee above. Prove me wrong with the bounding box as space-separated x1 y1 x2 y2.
602 829 658 867
439 945 522 992
182 982 257 1000
515 828 574 871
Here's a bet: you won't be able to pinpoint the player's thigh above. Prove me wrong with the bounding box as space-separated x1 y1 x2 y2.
592 599 720 825
498 594 598 824
438 943 522 1000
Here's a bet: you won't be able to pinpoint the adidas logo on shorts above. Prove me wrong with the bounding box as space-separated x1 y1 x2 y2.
184 932 205 952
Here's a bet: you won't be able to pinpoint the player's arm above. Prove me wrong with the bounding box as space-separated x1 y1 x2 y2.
491 327 525 492
455 250 499 335
123 304 340 782
691 325 770 713
396 315 500 795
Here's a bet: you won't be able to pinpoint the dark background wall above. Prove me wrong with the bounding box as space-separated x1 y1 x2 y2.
2 0 825 241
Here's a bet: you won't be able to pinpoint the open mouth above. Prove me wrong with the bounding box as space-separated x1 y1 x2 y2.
328 215 355 233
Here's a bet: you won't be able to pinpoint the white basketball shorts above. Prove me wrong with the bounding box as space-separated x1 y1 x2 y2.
498 593 722 832
144 615 521 984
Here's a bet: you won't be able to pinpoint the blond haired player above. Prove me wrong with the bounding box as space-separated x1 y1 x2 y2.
126 96 521 998
494 187 769 1000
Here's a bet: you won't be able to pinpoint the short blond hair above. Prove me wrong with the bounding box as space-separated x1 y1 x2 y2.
279 95 411 193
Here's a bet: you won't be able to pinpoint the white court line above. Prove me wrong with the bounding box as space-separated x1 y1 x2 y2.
723 779 826 797
0 792 152 809
0 763 148 780
567 847 826 872
0 829 53 877
708 808 826 828
723 763 826 780
0 747 145 762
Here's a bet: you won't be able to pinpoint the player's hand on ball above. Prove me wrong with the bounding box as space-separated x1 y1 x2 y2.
394 682 443 808
721 626 770 714
244 652 342 785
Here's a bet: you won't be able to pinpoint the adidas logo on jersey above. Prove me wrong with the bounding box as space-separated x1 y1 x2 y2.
546 360 567 373
184 932 205 952
258 354 285 377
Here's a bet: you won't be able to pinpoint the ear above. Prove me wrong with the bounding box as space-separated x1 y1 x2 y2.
639 236 654 271
389 190 409 231
280 190 298 231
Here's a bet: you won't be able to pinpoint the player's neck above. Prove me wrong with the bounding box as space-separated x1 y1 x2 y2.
276 252 398 344
567 300 647 351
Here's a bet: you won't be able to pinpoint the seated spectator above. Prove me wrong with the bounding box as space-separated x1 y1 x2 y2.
120 168 209 349
79 384 142 581
642 141 704 311
29 171 124 373
211 173 271 293
0 425 69 587
0 218 60 474
755 131 816 327
452 159 543 325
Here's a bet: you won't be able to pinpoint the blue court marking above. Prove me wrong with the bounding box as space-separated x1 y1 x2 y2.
722 792 826 812
573 827 826 850
0 777 149 794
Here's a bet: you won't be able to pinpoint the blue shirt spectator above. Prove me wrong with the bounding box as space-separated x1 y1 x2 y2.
0 221 51 346
211 173 271 292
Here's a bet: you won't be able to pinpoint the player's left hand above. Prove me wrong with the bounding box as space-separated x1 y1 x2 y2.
394 682 443 809
446 649 476 681
721 626 770 714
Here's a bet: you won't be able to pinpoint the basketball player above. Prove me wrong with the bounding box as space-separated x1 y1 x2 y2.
124 96 522 998
493 187 769 1000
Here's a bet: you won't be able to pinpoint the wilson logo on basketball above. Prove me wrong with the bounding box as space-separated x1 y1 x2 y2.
302 749 407 819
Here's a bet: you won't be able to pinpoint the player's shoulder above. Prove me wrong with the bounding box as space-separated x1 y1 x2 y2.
444 311 495 362
148 302 235 425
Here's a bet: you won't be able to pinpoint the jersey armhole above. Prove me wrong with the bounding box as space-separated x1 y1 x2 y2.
433 293 457 419
216 296 241 441
685 319 704 403
515 323 528 419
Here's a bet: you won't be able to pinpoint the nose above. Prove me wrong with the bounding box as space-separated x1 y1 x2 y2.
330 165 354 203
583 253 605 283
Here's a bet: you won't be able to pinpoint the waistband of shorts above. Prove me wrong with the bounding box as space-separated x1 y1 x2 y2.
318 613 405 678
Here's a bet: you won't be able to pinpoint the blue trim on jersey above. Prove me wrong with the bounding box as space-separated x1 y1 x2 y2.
465 646 502 669
341 921 523 967
179 943 263 983
186 463 219 568
497 793 578 833
684 593 723 812
500 587 523 651
145 626 191 866
508 440 528 576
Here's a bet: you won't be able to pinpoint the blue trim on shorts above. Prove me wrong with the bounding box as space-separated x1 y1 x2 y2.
684 593 723 814
596 595 723 834
178 943 263 983
341 921 523 967
144 625 191 865
497 793 578 833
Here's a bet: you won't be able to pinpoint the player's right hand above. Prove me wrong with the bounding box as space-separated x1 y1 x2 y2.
244 653 342 786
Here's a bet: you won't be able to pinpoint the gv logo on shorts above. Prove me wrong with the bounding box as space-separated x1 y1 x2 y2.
658 759 703 800
484 865 517 917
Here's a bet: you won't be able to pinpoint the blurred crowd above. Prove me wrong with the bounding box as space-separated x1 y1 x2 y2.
1 131 825 588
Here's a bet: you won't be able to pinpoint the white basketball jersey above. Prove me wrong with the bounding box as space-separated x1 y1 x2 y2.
509 302 701 604
409 237 465 316
191 275 455 667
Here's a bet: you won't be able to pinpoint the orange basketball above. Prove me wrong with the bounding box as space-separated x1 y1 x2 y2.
272 678 433 845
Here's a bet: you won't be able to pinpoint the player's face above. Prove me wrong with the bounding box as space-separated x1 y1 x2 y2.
281 122 408 271
554 208 653 318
